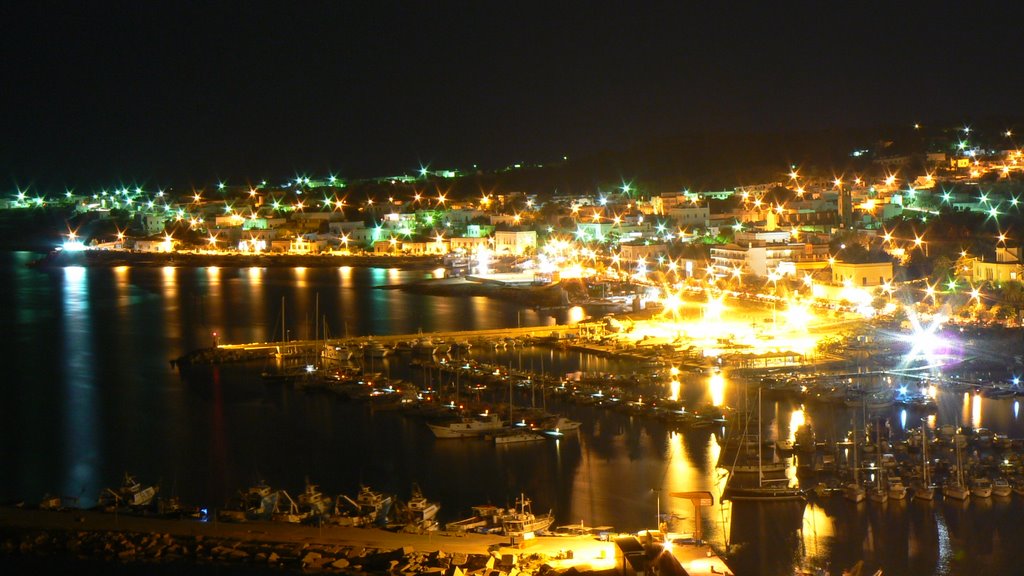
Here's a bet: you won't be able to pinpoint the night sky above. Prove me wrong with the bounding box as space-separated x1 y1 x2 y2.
3 2 1022 190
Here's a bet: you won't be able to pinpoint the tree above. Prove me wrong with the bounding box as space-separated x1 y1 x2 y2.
930 255 954 283
998 281 1024 324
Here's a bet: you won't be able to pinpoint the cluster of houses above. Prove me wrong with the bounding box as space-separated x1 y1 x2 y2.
10 134 1024 296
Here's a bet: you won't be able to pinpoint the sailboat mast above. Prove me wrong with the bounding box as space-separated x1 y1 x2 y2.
757 387 763 487
541 356 546 412
922 420 929 485
509 373 514 423
852 413 859 484
281 296 286 342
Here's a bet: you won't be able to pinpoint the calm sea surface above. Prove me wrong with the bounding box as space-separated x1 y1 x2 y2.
2 250 1023 575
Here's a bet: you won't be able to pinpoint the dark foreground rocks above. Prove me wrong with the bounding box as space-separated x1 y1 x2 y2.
0 528 565 575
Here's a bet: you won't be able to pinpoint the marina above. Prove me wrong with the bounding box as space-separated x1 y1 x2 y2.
5 257 1024 575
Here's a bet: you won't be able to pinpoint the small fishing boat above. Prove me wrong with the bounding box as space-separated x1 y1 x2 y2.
297 480 333 522
495 429 544 444
501 495 554 536
445 504 505 533
400 484 440 531
219 480 280 522
332 486 393 527
98 473 159 510
428 413 508 438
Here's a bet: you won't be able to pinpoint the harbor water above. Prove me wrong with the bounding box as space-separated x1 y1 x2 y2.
2 251 1023 575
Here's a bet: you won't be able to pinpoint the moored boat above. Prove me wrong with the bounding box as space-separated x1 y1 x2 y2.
495 429 544 444
540 416 582 436
970 476 993 498
992 477 1013 497
296 480 333 522
428 413 507 438
445 504 505 533
98 473 159 510
400 483 440 531
501 495 554 536
843 482 866 503
219 480 281 522
887 476 908 500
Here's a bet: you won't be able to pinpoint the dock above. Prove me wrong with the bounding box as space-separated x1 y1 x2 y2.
216 324 581 357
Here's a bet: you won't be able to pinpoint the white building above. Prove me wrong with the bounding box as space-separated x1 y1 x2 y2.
667 205 710 228
710 242 807 278
493 230 537 255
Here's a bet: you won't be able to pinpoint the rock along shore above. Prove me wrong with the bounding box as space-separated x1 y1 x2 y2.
0 508 615 575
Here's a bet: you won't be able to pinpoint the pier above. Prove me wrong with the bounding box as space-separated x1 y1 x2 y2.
216 324 582 358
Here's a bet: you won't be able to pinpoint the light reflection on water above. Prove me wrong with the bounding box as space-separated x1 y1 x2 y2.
61 266 98 501
4 256 1024 575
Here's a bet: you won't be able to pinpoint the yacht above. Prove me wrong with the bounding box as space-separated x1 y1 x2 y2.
495 429 544 444
943 443 970 501
943 480 970 501
970 476 993 498
541 416 582 436
913 420 934 501
428 413 507 438
992 477 1013 498
867 478 888 504
887 476 908 500
721 389 804 502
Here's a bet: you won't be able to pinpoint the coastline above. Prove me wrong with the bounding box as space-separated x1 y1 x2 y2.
27 249 444 270
0 507 618 575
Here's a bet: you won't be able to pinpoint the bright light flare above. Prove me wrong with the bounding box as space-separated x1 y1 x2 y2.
901 310 951 366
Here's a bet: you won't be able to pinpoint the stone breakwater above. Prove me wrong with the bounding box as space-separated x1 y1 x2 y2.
0 527 564 575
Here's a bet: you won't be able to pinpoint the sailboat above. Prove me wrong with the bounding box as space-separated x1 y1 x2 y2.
867 427 888 504
495 374 542 444
722 387 803 501
943 436 970 501
843 412 866 503
913 420 934 501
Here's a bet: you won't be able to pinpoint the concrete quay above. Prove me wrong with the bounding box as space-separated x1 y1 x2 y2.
0 507 732 575
214 325 581 356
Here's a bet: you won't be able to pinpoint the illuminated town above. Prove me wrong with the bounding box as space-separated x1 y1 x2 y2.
16 128 1024 350
5 4 1024 576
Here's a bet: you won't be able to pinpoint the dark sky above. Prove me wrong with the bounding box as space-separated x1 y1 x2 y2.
3 1 1021 190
